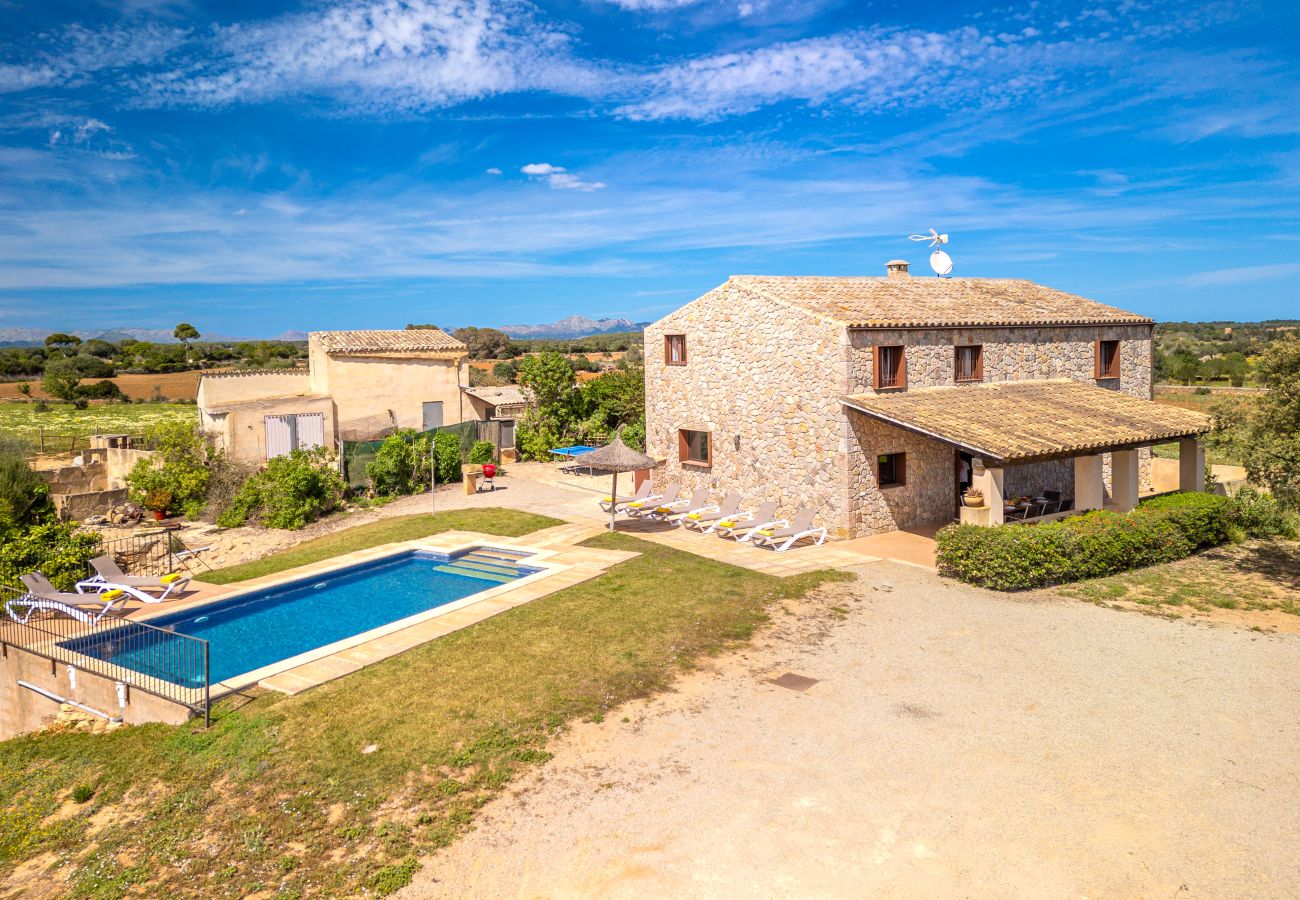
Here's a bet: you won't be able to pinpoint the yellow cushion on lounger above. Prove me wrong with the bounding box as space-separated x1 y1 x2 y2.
686 512 701 520
160 573 183 584
757 529 774 536
718 520 736 528
627 501 645 508
101 589 125 601
601 496 613 502
654 506 671 513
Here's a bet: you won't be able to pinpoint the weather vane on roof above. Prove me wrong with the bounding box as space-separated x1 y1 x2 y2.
908 228 954 277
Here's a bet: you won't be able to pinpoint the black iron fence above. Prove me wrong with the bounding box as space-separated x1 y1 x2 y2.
0 584 210 724
0 529 180 594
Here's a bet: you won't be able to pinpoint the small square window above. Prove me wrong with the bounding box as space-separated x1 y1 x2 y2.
874 345 906 390
878 452 906 487
679 429 711 466
955 345 983 382
1096 340 1120 379
665 334 687 366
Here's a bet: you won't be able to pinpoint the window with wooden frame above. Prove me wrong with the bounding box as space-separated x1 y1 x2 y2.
874 345 906 390
1095 339 1120 380
878 452 906 487
664 334 687 366
954 344 983 383
678 429 711 467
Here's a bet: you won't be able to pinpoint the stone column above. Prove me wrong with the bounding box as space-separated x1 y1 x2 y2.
1112 449 1140 511
1179 437 1205 492
1074 455 1105 511
973 463 1005 525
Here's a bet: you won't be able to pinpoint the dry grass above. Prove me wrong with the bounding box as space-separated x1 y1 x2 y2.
0 371 213 403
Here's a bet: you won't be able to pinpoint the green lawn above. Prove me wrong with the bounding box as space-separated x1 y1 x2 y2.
0 402 194 449
203 509 562 584
0 516 849 897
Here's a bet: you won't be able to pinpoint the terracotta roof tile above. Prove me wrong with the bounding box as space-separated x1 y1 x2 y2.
728 276 1151 328
842 380 1210 463
315 329 466 354
463 386 526 406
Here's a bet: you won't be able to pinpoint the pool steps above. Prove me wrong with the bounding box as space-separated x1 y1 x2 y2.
431 548 534 584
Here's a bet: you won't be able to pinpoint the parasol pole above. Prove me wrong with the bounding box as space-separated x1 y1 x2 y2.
609 469 618 531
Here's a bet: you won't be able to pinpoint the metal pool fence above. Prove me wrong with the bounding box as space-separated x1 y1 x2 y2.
0 529 182 593
0 584 211 724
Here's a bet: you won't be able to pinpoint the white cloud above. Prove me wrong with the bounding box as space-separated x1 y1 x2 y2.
485 167 502 175
597 0 702 9
1183 263 1300 288
521 162 605 190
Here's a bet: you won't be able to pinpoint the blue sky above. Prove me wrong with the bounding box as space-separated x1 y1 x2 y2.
0 0 1297 336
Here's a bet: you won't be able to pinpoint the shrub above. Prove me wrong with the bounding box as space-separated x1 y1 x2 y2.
0 522 101 591
126 421 215 519
368 431 421 496
515 415 560 462
468 440 495 465
0 434 52 529
936 492 1237 591
217 448 347 530
432 431 462 484
1226 487 1298 539
75 380 126 401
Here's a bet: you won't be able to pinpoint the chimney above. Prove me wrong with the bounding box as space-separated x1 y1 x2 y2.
885 259 910 279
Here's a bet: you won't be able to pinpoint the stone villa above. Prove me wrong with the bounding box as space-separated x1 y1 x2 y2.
644 261 1212 538
198 329 481 463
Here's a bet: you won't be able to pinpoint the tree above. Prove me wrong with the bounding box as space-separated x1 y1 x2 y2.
517 351 578 417
0 434 52 529
1167 348 1203 385
452 326 512 360
492 359 519 382
44 333 81 355
83 338 117 358
126 421 216 518
41 357 82 401
1239 336 1300 508
173 323 200 364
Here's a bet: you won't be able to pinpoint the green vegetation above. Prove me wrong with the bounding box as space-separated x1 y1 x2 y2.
515 351 645 460
468 440 496 465
0 517 846 897
1215 336 1300 508
217 448 349 530
0 402 194 447
936 491 1296 591
125 421 219 518
0 434 51 530
0 331 306 381
0 522 101 591
1154 320 1299 386
204 509 559 583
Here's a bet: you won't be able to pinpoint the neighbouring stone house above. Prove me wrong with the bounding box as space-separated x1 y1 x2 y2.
644 261 1212 538
198 329 478 464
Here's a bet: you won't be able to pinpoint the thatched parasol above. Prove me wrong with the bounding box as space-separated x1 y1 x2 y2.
580 433 656 531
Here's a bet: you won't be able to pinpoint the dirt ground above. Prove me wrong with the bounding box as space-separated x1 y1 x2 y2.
402 562 1300 900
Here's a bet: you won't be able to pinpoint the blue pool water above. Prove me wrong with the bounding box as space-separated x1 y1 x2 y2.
61 548 537 687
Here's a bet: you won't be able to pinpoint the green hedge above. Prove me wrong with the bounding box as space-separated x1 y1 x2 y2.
936 492 1260 591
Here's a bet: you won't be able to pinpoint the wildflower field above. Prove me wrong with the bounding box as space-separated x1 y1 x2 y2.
0 401 195 450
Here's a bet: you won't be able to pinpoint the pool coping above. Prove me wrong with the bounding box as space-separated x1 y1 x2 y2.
126 528 636 699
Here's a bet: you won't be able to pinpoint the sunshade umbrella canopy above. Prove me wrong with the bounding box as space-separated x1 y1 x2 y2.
581 434 656 531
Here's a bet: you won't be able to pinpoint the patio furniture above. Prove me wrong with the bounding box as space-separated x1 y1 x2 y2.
79 555 191 600
627 483 680 518
600 480 653 513
13 574 130 624
715 501 780 542
750 508 827 552
682 493 742 532
569 433 658 531
649 487 711 523
550 445 598 474
1042 490 1062 514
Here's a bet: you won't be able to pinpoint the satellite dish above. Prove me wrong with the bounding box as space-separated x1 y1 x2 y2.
908 228 954 277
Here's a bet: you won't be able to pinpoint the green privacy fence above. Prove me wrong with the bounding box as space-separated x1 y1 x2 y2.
340 421 483 490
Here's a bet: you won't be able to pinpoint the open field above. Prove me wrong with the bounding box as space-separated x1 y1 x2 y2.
0 371 210 402
0 401 195 449
0 515 844 898
1057 539 1300 634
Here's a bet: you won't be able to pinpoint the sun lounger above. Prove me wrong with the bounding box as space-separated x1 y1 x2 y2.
10 574 129 624
681 493 742 532
714 501 779 541
599 480 654 513
626 482 679 518
649 487 711 522
78 555 191 600
750 508 827 551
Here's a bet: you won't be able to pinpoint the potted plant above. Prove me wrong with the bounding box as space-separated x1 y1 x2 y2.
962 487 984 508
144 488 173 521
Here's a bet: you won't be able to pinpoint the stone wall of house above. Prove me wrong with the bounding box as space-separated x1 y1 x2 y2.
1004 459 1075 500
847 413 954 532
644 285 854 534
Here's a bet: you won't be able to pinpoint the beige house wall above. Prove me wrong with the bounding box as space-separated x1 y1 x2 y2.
209 395 337 465
644 284 855 535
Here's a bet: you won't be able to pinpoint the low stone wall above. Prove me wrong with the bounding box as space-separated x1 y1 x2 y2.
52 487 129 521
0 646 193 741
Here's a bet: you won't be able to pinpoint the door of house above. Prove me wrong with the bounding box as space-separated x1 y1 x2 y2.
264 413 326 459
422 401 444 431
499 419 515 450
296 413 324 451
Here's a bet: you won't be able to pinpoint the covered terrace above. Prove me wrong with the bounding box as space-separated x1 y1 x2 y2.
843 380 1214 526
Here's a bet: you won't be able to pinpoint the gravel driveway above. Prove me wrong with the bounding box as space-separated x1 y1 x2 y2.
402 562 1300 899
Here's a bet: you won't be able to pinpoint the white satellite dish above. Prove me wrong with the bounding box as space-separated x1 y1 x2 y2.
908 228 954 277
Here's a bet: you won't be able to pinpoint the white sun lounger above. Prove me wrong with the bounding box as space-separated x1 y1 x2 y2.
649 487 712 523
78 555 191 600
599 480 654 513
681 493 742 532
626 482 679 518
10 575 130 625
750 508 827 551
713 501 779 542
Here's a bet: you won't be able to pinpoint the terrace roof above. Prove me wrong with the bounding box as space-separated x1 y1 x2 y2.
842 380 1212 464
314 329 466 355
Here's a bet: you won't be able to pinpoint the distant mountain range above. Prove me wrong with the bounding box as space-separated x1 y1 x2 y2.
0 327 303 346
498 316 646 339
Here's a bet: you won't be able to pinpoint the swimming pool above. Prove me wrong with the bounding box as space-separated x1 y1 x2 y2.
61 547 540 687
